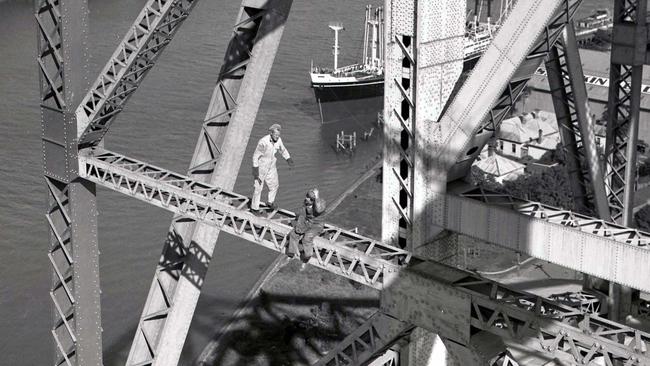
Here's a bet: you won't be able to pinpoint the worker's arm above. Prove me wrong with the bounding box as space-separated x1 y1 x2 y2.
279 138 294 166
252 139 266 168
252 139 266 180
314 198 326 216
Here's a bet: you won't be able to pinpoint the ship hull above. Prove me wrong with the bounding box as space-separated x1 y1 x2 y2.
311 56 479 126
312 80 384 126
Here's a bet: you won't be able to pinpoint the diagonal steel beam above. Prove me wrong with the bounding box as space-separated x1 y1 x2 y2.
545 23 610 218
443 0 583 183
75 0 201 148
313 312 413 366
124 1 294 365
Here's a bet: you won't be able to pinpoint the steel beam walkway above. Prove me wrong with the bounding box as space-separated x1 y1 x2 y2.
79 149 411 290
78 148 650 365
79 148 650 293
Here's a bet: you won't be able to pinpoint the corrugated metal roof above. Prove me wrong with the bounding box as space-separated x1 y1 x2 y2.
474 154 525 177
499 111 560 149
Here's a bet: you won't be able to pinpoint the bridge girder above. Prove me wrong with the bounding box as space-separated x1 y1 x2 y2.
78 148 650 365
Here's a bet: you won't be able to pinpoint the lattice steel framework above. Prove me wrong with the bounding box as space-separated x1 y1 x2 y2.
36 0 103 365
545 23 610 218
313 312 413 366
76 148 650 364
605 0 648 225
75 0 200 148
78 149 411 290
125 1 293 365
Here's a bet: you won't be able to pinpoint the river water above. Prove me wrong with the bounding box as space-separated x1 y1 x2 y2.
0 0 609 365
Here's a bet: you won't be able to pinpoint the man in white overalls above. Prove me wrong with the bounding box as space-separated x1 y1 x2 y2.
251 124 294 214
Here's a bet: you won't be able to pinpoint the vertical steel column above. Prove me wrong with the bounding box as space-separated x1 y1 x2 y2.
125 1 292 365
545 23 610 217
604 0 647 321
381 0 464 255
381 0 466 364
36 0 103 365
605 0 648 225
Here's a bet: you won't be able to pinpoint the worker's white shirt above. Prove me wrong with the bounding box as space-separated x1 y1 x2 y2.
252 134 291 177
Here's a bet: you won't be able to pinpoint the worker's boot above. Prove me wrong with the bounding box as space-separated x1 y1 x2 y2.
267 201 278 211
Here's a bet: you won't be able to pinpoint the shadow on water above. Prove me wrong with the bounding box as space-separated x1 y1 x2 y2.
196 286 379 366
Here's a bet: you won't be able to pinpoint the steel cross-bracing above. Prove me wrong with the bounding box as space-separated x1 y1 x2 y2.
75 148 650 364
359 260 650 366
75 0 200 148
125 1 293 365
545 23 610 218
36 0 103 365
605 0 648 225
313 312 413 366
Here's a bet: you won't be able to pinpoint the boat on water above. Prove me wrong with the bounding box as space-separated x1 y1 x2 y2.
310 5 385 126
310 4 615 127
309 2 507 125
574 9 613 51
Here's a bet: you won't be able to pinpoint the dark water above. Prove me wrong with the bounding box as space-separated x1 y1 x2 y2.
0 0 610 365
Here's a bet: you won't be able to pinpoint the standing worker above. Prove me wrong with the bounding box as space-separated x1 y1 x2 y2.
251 124 294 215
288 188 327 270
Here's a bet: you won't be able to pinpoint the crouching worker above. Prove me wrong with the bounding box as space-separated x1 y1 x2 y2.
288 188 326 269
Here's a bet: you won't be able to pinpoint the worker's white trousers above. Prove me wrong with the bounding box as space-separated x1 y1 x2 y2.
251 166 279 210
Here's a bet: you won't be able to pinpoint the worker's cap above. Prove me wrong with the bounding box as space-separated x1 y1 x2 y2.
268 123 282 132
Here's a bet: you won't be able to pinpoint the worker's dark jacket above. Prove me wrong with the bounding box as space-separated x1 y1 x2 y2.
294 198 326 234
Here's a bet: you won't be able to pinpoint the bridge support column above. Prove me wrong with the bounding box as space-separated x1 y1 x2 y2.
382 0 465 362
382 0 464 257
36 0 103 365
604 0 647 321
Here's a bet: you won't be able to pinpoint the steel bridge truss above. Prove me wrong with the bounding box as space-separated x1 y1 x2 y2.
75 0 200 148
79 148 411 290
76 148 650 364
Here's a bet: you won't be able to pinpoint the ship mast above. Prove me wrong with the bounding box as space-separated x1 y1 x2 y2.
370 9 379 68
362 5 369 66
329 22 344 71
